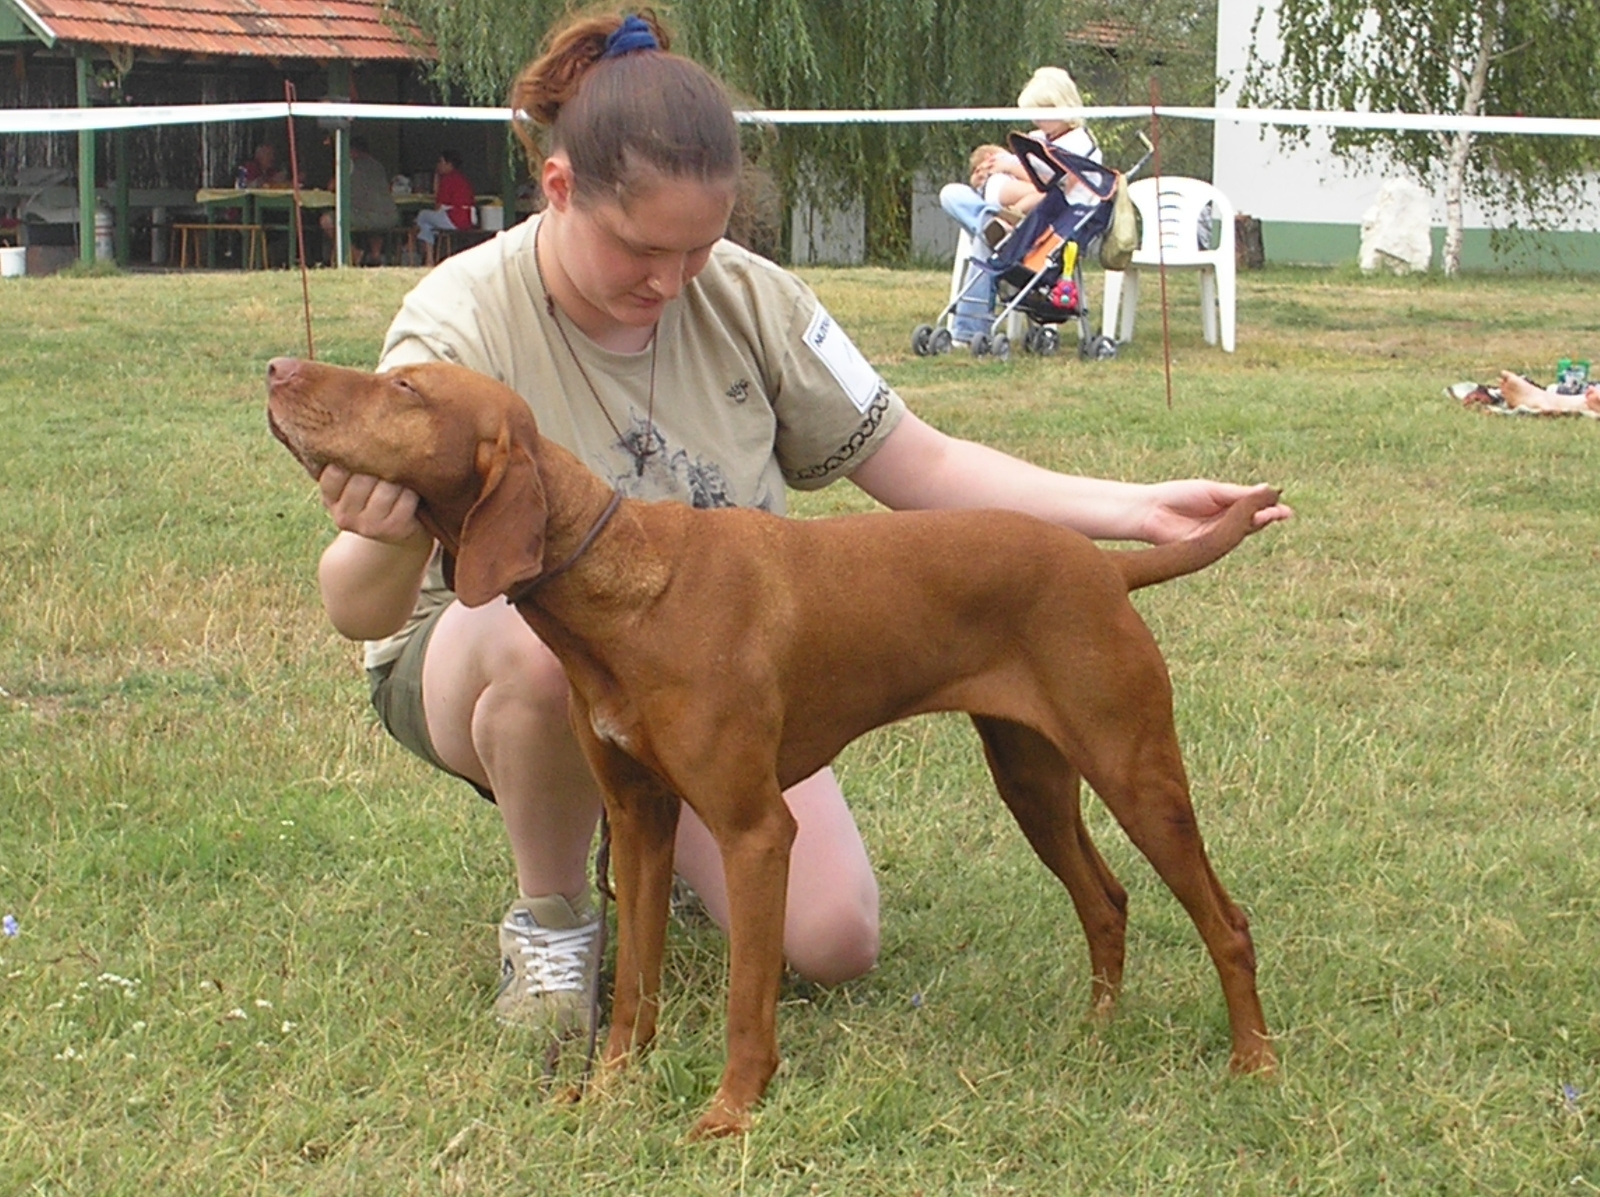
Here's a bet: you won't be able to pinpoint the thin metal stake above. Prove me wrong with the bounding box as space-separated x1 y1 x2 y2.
1149 77 1172 409
283 80 315 359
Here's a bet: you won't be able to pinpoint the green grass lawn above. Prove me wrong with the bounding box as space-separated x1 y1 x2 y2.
1 262 1597 1194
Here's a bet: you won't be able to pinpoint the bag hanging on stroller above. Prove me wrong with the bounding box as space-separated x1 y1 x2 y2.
914 131 1129 362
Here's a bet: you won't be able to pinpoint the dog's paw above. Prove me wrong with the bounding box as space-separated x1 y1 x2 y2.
1229 1039 1279 1078
688 1096 752 1141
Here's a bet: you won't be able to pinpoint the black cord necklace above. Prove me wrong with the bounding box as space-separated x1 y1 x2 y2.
534 220 659 476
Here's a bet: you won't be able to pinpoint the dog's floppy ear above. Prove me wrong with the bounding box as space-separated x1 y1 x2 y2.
452 423 547 607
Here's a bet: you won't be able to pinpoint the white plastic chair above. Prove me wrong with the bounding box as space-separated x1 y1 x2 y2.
1101 177 1237 352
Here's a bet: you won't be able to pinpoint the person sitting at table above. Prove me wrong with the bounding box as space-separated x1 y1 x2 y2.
236 143 287 189
320 137 401 266
220 142 289 258
413 150 476 267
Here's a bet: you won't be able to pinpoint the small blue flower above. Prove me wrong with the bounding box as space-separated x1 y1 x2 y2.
910 992 923 1009
2 914 17 937
1563 1083 1582 1110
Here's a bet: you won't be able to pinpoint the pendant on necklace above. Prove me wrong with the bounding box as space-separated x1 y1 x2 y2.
623 423 660 475
535 222 661 479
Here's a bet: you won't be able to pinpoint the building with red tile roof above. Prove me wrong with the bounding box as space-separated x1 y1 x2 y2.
1 0 430 62
0 1 454 269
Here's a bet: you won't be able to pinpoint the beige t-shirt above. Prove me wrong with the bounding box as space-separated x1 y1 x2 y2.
365 213 907 667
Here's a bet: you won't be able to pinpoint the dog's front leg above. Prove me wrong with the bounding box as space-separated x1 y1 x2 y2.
577 734 680 1076
685 783 796 1139
601 788 679 1071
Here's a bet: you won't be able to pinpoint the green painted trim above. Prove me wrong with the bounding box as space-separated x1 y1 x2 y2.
0 0 54 45
1257 222 1357 267
1260 220 1600 274
76 53 94 264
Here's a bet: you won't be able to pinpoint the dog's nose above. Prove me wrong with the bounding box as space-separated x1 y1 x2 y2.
267 356 301 384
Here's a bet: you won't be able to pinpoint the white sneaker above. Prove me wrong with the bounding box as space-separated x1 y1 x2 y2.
493 893 601 1038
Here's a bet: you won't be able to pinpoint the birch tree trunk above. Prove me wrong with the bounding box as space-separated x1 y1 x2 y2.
1441 130 1472 276
1442 2 1500 275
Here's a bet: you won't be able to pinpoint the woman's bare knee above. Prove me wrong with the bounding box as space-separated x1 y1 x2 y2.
785 885 879 985
472 636 570 729
421 599 574 780
782 768 880 983
672 788 880 985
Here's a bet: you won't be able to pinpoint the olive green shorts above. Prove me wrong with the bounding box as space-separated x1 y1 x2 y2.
367 603 495 803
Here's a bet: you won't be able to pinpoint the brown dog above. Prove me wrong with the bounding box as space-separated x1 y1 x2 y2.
267 357 1278 1137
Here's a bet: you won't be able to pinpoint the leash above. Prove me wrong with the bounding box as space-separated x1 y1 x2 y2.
274 86 620 1084
283 81 317 360
581 812 614 1080
274 123 626 1082
503 484 622 1082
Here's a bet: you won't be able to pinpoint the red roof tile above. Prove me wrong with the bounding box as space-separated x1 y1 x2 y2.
1065 19 1139 50
22 0 433 61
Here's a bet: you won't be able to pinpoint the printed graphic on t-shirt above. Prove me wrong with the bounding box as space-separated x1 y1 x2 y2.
617 419 665 475
803 306 884 414
603 414 742 510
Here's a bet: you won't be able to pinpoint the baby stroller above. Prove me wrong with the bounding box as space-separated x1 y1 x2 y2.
913 132 1127 362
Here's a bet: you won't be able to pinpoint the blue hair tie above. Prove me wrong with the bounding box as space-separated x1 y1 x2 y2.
602 14 658 58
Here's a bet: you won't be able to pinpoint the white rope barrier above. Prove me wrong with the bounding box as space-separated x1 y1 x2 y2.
4 99 1600 138
0 100 511 134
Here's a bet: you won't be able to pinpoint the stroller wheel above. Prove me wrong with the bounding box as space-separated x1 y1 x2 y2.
930 327 953 355
911 324 935 357
1035 326 1060 357
1080 333 1117 361
991 333 1012 361
969 330 992 358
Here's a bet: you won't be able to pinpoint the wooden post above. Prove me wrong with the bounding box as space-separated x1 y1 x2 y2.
500 127 518 223
1235 214 1265 270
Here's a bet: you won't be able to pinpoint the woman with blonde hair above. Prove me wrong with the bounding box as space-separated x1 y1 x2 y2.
970 67 1099 210
938 66 1102 339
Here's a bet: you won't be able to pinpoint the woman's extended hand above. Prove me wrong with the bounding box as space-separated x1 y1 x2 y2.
1139 480 1293 546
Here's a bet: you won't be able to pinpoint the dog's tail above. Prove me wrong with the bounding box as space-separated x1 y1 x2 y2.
1108 487 1281 592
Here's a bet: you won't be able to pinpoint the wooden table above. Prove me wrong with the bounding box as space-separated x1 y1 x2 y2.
192 188 335 267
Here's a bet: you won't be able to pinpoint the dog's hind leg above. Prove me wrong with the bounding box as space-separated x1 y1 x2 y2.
972 715 1129 1016
1072 706 1275 1075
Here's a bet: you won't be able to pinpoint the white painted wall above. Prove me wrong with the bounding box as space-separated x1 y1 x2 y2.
1213 0 1600 232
